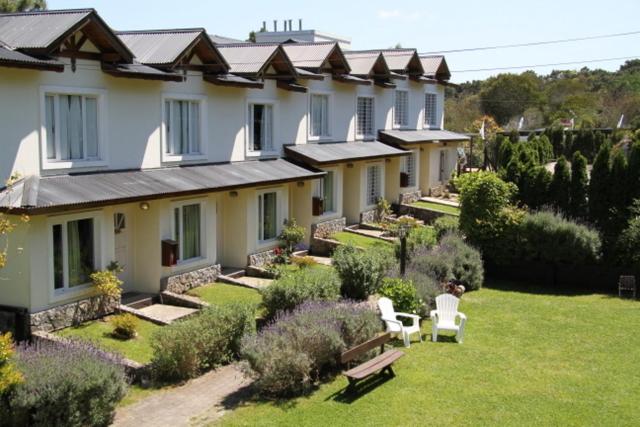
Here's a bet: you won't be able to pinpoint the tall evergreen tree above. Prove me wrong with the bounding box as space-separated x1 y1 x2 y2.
588 142 612 225
610 148 629 213
628 139 640 203
569 151 589 219
564 132 574 157
550 156 571 214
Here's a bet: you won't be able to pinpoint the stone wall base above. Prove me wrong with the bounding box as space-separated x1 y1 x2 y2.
311 217 346 239
399 190 422 205
29 295 119 333
359 209 376 224
396 204 451 225
163 264 221 294
248 249 277 268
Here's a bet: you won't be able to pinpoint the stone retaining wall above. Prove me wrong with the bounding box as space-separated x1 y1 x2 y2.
399 190 422 205
29 295 119 333
164 264 221 294
310 237 341 257
248 249 277 267
396 204 450 225
359 209 376 224
311 217 346 238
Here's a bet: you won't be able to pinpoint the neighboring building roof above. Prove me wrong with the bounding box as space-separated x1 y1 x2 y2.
285 141 408 166
379 129 470 145
0 44 64 71
217 43 297 78
419 55 451 81
209 34 245 45
0 159 324 214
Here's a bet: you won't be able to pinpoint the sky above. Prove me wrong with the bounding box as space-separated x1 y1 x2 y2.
49 0 640 83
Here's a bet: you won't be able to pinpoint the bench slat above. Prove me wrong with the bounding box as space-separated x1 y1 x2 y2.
340 332 391 364
344 349 404 380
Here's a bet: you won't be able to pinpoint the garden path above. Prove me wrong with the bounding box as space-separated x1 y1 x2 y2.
112 364 251 427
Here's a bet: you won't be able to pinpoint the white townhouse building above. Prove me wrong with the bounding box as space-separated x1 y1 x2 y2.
0 9 467 334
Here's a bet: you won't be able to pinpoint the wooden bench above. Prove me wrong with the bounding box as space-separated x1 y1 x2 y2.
340 332 404 392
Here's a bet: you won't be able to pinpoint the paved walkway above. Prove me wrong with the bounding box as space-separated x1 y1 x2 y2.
113 364 251 427
138 304 198 323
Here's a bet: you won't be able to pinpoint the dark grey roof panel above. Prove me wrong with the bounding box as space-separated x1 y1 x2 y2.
0 9 91 49
117 30 202 65
285 141 408 166
0 159 323 213
0 45 63 70
102 60 183 81
379 129 470 145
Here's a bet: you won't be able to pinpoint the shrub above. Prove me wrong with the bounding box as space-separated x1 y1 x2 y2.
260 267 341 319
291 256 318 269
433 216 459 241
278 218 305 255
91 263 124 300
0 333 22 396
241 301 380 397
150 303 255 383
378 278 420 315
616 200 640 268
9 340 127 427
405 271 442 315
332 245 394 300
110 313 138 340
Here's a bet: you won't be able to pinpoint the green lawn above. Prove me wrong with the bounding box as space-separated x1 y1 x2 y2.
56 316 161 364
331 231 393 250
188 282 262 307
218 283 640 426
411 200 460 215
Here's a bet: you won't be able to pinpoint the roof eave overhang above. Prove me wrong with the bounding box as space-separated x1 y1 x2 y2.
0 59 64 72
101 64 184 81
284 145 409 167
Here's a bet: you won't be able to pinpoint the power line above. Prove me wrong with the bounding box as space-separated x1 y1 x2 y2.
452 55 640 73
421 30 640 54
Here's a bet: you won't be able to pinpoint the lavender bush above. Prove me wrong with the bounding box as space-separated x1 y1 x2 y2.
8 339 127 427
241 301 381 397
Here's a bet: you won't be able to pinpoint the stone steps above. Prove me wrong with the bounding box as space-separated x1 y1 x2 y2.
121 292 158 309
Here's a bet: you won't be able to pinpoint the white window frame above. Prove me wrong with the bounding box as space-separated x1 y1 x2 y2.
356 96 375 140
256 188 284 246
308 91 333 142
47 211 102 300
423 91 439 129
171 199 206 265
161 93 208 163
401 149 420 189
39 86 108 170
246 98 278 157
393 90 409 129
314 167 341 217
363 162 385 208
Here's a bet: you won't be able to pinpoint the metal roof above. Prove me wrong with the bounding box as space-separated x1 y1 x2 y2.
0 45 63 71
282 42 335 69
209 34 245 45
117 30 202 65
419 55 450 80
0 8 90 49
217 43 280 74
285 141 408 166
348 49 416 72
343 51 380 76
102 60 183 81
0 159 323 213
379 129 470 145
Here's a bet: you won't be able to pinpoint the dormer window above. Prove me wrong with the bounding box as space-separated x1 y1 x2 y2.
162 94 207 162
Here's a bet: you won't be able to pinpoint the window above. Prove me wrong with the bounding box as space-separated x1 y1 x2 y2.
424 93 438 128
401 151 417 187
258 191 278 242
173 202 202 262
394 90 409 128
314 170 336 214
366 165 382 206
248 103 274 153
310 94 330 138
164 99 202 156
356 97 374 139
51 217 96 292
44 94 99 161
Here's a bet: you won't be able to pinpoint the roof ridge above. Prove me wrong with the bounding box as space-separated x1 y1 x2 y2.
0 8 94 17
348 48 416 54
419 54 445 59
117 28 206 35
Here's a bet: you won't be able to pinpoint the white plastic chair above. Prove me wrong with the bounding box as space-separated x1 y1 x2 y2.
377 297 422 347
430 294 466 343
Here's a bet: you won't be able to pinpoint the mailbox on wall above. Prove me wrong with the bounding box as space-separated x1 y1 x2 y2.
161 239 178 267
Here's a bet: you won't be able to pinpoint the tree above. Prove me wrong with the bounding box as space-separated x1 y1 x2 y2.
616 199 640 268
0 0 46 12
628 140 640 203
479 72 543 125
610 148 629 211
588 142 612 225
550 156 571 214
569 151 589 219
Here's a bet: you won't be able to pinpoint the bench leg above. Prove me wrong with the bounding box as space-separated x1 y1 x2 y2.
346 378 357 394
384 366 396 377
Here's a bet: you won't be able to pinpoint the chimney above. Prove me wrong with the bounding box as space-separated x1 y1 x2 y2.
284 20 288 31
299 19 302 30
288 19 293 32
262 21 266 31
273 20 277 31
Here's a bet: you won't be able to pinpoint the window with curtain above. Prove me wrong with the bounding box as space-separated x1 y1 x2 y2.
258 192 278 242
366 165 381 206
165 100 201 156
44 94 99 161
356 97 374 139
401 151 417 187
424 93 438 128
314 170 336 214
248 104 274 152
394 90 408 127
51 217 96 292
310 94 329 138
173 203 202 262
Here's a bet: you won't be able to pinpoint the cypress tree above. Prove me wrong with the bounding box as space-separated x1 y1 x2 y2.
564 132 574 157
497 138 514 171
550 156 571 214
628 139 640 202
569 151 589 220
589 142 612 226
610 148 629 212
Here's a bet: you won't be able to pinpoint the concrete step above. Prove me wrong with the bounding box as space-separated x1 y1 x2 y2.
121 292 158 309
221 267 245 279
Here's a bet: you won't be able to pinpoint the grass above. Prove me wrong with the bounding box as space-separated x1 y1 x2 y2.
331 231 393 250
218 282 640 426
187 281 263 307
411 200 460 215
56 316 161 364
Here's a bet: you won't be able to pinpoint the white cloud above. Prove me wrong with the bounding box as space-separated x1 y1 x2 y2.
377 9 423 21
